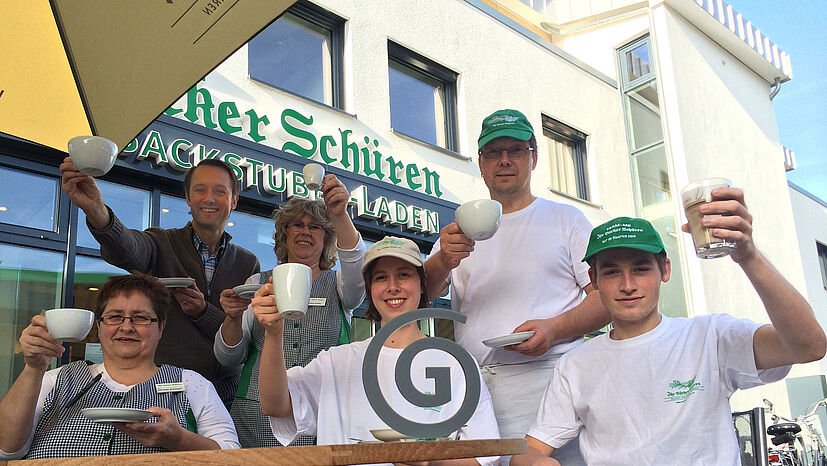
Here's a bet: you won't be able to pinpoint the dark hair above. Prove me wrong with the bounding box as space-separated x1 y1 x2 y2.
94 273 170 326
587 250 668 285
183 159 240 199
273 198 338 270
362 262 430 323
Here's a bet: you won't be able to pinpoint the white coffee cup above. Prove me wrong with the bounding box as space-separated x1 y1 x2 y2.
302 163 326 191
273 263 312 320
455 199 502 241
68 136 118 177
44 308 95 342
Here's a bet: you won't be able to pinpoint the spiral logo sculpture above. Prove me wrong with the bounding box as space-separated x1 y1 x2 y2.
361 308 480 439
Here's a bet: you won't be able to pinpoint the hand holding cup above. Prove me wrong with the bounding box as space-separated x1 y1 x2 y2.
681 184 755 263
437 222 475 270
251 278 284 331
681 178 739 259
20 315 65 371
320 173 349 216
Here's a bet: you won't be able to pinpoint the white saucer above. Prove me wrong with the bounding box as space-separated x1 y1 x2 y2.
157 277 195 288
81 407 154 423
370 428 413 442
482 331 536 348
233 284 263 299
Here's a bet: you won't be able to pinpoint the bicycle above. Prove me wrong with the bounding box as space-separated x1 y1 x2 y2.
764 398 827 466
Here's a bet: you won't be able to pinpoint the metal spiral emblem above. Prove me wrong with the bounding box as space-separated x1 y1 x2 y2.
362 308 480 439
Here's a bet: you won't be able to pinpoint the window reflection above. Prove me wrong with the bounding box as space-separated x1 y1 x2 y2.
77 180 150 249
389 60 446 147
68 256 129 364
0 244 63 398
249 12 333 105
633 144 671 209
626 42 652 82
0 166 59 232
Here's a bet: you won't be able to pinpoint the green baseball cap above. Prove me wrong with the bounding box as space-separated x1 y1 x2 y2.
582 217 665 262
478 109 534 148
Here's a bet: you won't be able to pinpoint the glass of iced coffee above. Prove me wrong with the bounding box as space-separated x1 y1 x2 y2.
680 177 737 259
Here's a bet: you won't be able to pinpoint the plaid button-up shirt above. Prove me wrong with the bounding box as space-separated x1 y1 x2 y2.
193 230 228 298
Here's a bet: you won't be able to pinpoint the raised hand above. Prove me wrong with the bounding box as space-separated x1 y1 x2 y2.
437 222 475 269
251 278 284 332
19 315 64 371
320 174 350 217
59 157 110 228
681 186 755 263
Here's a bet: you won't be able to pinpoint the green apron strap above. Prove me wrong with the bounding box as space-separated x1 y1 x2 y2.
338 301 351 345
185 408 198 433
234 340 258 398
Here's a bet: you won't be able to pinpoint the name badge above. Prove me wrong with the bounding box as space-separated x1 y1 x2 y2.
309 297 327 307
156 382 185 393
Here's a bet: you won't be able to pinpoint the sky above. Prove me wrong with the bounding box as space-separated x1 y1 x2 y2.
726 0 827 202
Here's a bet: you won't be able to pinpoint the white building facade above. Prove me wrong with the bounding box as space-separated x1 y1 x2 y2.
0 0 823 437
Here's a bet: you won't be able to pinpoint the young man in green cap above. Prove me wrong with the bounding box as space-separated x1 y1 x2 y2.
426 109 609 464
512 186 825 465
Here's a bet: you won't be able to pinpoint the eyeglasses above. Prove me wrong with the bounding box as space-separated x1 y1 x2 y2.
286 222 325 233
479 146 535 160
99 314 159 326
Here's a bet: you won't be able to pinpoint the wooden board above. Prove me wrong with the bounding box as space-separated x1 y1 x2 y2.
4 438 526 465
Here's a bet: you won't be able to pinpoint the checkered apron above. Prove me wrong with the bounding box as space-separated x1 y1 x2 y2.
26 361 192 459
230 268 344 447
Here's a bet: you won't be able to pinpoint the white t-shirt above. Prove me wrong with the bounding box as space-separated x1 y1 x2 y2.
0 363 239 459
528 314 791 465
429 197 593 365
268 338 501 466
214 239 366 367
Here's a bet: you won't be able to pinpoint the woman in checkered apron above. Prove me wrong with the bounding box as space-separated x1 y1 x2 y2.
214 175 366 448
0 273 239 460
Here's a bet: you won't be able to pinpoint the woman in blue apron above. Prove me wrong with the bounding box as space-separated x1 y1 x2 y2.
214 173 366 447
0 273 239 460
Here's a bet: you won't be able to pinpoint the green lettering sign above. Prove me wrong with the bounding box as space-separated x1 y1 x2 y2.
281 109 316 158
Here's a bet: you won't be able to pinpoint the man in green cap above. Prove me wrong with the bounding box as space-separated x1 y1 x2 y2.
512 187 825 465
425 109 609 463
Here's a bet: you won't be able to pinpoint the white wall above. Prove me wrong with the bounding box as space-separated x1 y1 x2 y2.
558 14 650 79
650 3 820 415
789 185 827 374
174 0 636 230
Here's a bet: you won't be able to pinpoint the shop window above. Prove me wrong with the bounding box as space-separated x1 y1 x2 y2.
388 41 458 151
160 194 277 270
0 166 59 232
818 242 827 290
542 116 589 201
0 244 64 398
248 1 345 108
76 180 151 250
66 256 130 365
